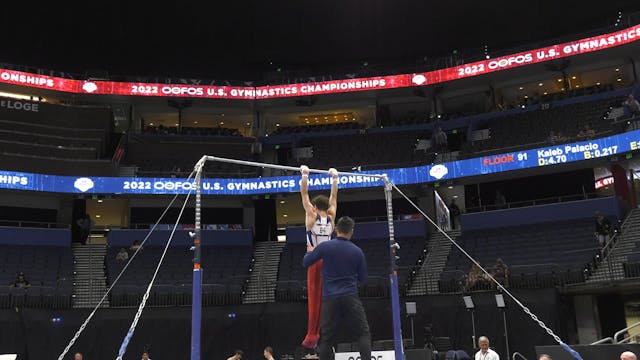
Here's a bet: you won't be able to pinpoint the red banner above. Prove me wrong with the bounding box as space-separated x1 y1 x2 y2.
1 25 639 99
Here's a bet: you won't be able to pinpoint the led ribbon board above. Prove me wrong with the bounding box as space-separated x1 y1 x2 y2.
1 25 639 99
1 129 638 195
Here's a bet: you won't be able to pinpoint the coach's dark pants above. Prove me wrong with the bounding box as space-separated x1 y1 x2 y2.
318 294 371 360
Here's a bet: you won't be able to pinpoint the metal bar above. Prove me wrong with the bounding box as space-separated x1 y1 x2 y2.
471 310 477 349
191 168 203 360
503 310 510 358
615 321 640 343
384 178 405 360
590 337 613 345
512 352 529 360
202 155 386 178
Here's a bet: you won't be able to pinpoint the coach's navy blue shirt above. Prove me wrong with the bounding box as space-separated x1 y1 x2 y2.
302 236 368 298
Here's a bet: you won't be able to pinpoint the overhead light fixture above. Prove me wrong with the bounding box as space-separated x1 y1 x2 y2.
283 214 288 217
518 87 523 90
95 215 101 218
543 92 548 95
246 122 251 126
220 122 224 125
149 123 154 126
174 123 179 126
617 78 622 82
571 76 576 79
276 123 280 127
453 195 459 199
575 85 580 88
615 68 620 72
221 113 225 117
280 200 285 204
0 91 36 101
557 78 563 82
194 121 198 124
524 95 528 99
448 186 453 189
305 121 310 124
538 83 543 86
97 199 103 203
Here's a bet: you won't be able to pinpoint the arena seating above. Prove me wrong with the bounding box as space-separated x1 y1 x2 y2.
0 99 114 175
124 133 256 177
276 236 427 301
460 94 627 158
271 122 364 135
623 243 640 278
107 245 252 306
144 125 243 137
276 88 633 171
294 130 432 170
0 243 73 308
438 218 605 292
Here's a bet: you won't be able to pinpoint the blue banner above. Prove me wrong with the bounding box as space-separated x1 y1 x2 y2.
1 129 638 195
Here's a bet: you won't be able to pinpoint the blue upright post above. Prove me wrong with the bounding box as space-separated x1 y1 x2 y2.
191 168 203 360
384 179 405 360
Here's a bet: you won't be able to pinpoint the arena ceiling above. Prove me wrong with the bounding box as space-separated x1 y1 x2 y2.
2 1 640 80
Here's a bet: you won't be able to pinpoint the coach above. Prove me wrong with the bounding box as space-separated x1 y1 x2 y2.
302 216 371 360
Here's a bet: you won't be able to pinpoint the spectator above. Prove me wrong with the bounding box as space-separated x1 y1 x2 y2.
432 127 448 154
595 211 612 246
474 336 499 360
251 138 263 161
492 258 509 288
76 214 93 245
74 353 83 360
227 350 244 360
623 94 640 116
142 351 151 360
11 272 30 288
264 347 275 360
449 198 461 230
547 131 559 144
576 124 595 139
621 351 637 360
538 355 552 360
130 240 143 252
494 190 506 209
466 263 489 292
556 131 568 143
115 248 129 262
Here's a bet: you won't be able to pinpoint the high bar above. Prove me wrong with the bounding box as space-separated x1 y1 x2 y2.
197 155 387 179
